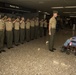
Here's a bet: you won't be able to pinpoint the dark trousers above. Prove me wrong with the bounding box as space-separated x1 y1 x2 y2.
40 27 43 37
4 30 7 44
14 30 19 45
49 29 56 50
44 27 47 36
30 27 35 40
20 29 25 43
35 26 39 39
0 31 4 51
26 29 30 42
6 31 13 48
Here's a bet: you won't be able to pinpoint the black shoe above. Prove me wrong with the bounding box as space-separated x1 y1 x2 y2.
8 48 10 49
15 44 18 46
1 50 6 52
66 49 70 55
49 49 54 52
0 51 2 53
53 48 56 50
61 46 67 52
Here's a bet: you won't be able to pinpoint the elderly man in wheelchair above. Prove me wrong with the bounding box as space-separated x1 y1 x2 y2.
61 36 76 56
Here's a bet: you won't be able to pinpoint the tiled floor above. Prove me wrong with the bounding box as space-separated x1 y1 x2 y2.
0 30 76 75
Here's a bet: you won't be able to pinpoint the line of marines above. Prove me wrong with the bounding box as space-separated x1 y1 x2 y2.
0 15 48 53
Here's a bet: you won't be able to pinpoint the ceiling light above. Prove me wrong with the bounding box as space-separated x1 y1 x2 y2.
51 7 64 9
44 12 50 15
10 5 19 9
65 6 76 8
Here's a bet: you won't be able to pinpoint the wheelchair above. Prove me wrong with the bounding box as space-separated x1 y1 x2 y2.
61 42 76 56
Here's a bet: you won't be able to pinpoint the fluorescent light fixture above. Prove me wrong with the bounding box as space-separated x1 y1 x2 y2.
51 7 64 9
10 5 19 8
51 6 76 9
44 12 50 15
0 7 30 13
65 6 76 8
16 6 19 9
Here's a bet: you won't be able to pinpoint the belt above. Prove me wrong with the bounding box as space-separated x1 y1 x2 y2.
51 28 56 29
6 30 12 31
15 29 19 30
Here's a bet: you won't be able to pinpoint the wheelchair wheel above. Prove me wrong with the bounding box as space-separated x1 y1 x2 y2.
66 49 70 55
61 47 66 52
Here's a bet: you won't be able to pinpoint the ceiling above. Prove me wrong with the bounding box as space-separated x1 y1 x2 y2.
0 0 76 16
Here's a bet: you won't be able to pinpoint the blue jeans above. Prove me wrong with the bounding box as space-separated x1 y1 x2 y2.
64 39 71 47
